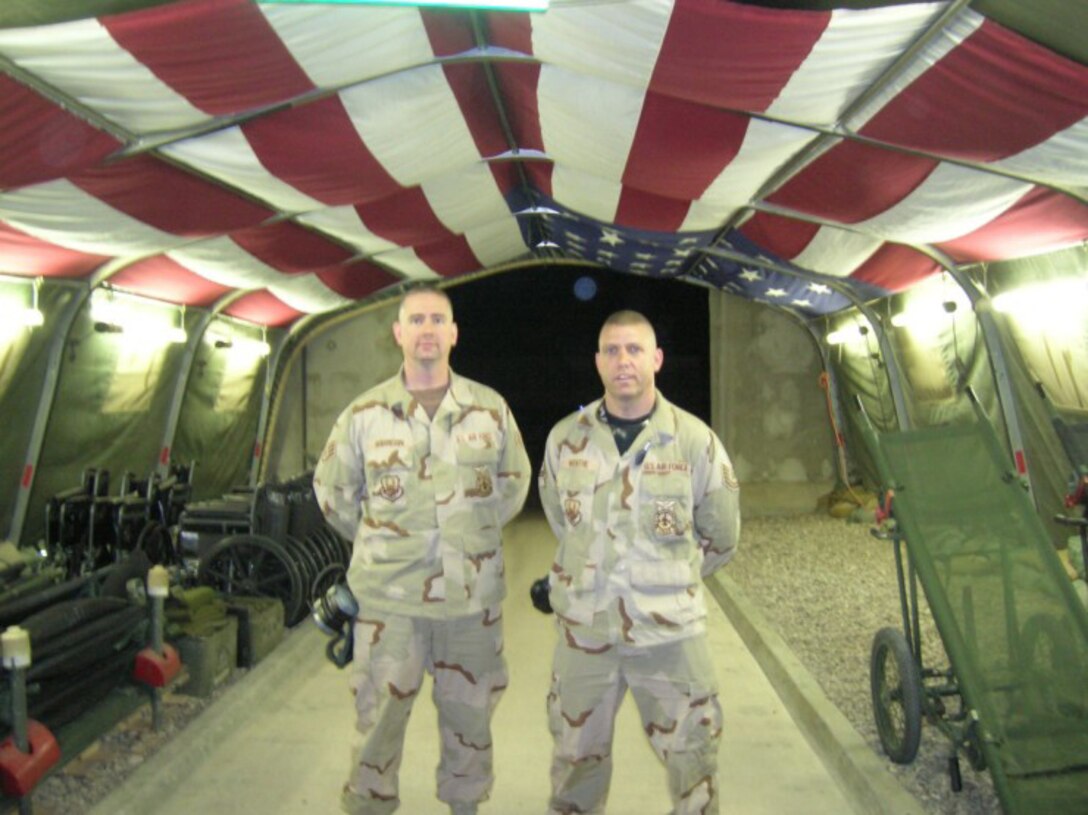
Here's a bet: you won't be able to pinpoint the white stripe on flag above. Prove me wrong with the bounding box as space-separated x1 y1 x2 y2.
259 4 435 90
464 216 529 267
168 238 290 290
549 165 623 223
370 247 441 280
538 67 648 185
532 0 672 89
339 66 481 188
0 179 182 256
844 8 982 131
269 274 353 314
769 3 950 125
0 17 205 133
422 164 512 234
791 225 883 278
859 163 1031 244
534 0 673 221
683 121 820 230
294 207 399 257
162 128 325 215
995 116 1088 191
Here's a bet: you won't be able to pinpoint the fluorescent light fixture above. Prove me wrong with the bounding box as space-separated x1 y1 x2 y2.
890 300 961 340
0 278 44 336
0 307 42 343
992 278 1087 340
264 0 549 10
207 327 270 358
826 324 869 346
20 308 44 327
90 292 187 345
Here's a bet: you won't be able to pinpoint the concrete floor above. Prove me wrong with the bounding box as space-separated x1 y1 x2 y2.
90 515 913 815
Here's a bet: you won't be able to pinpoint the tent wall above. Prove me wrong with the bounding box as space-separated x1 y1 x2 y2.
0 283 72 544
170 324 268 503
827 251 1087 548
264 298 403 483
1 279 275 548
710 292 837 516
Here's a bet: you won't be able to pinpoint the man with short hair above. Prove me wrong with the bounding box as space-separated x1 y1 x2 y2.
537 309 741 815
314 284 531 815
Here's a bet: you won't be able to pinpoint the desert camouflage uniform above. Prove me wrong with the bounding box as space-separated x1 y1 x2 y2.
538 393 740 815
314 369 530 814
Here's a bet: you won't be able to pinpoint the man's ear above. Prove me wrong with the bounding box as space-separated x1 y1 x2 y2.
653 347 664 372
392 319 402 346
450 320 459 347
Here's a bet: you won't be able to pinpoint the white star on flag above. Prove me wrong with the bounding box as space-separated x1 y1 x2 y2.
600 229 624 247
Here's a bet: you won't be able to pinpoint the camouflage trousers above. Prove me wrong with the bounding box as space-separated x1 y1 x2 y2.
547 631 722 815
340 608 507 815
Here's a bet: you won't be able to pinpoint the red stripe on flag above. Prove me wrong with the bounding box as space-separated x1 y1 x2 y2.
0 76 121 190
613 185 690 233
490 62 546 155
936 187 1088 263
103 0 314 116
70 155 274 235
0 222 107 278
420 9 475 57
651 0 829 110
355 187 454 246
230 222 356 274
848 243 940 293
242 95 403 207
487 12 534 59
317 262 397 301
440 63 511 161
21 464 33 489
862 21 1088 162
415 235 481 277
160 446 170 465
109 255 232 306
739 211 820 260
623 94 749 200
223 290 303 327
769 142 938 224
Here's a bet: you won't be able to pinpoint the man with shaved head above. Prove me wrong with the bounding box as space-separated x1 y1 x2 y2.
315 283 531 815
536 309 741 814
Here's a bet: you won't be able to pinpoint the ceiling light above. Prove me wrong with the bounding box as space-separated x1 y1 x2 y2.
826 324 869 346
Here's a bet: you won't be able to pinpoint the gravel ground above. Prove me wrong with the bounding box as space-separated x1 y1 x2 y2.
21 512 1006 815
15 675 235 815
727 513 1001 815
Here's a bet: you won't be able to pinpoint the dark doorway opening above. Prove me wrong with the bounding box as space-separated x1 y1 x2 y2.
447 266 710 509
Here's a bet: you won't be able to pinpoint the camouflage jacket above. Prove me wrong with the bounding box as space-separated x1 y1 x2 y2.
314 369 530 618
539 393 740 647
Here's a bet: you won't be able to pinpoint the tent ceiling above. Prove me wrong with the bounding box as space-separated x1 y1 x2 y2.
1 0 1085 327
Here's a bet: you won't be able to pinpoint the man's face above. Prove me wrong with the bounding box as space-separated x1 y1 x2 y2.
595 322 663 410
393 291 457 365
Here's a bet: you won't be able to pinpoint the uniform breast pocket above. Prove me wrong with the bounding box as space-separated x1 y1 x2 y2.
639 472 692 543
457 440 500 500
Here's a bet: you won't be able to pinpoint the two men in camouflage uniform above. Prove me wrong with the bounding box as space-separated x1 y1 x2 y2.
538 310 741 815
314 285 530 815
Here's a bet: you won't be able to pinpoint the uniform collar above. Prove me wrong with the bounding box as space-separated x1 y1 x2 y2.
581 392 677 450
387 367 469 421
